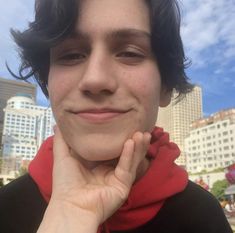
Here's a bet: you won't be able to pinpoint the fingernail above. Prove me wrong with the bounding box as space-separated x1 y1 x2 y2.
144 132 152 144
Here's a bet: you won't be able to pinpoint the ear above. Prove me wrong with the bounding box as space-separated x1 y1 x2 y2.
159 86 172 107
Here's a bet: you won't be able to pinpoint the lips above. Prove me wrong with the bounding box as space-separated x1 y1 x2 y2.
72 108 130 122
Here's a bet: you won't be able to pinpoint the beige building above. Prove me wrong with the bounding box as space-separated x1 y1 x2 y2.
185 108 235 174
0 77 36 144
1 94 54 174
157 86 203 166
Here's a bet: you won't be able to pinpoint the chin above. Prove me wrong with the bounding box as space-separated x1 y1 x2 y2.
64 126 134 162
75 143 123 162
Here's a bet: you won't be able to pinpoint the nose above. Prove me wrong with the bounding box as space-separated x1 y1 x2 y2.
78 51 118 96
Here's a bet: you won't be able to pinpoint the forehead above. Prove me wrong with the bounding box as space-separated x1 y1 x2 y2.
77 0 151 36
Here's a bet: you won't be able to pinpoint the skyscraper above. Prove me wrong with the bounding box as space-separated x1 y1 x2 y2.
0 77 37 144
1 94 54 174
156 86 203 166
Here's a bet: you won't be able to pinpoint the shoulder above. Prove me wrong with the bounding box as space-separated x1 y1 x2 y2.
0 174 47 233
0 173 46 206
143 181 232 233
169 180 221 210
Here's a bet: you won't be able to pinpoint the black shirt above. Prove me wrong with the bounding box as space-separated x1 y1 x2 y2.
0 174 232 233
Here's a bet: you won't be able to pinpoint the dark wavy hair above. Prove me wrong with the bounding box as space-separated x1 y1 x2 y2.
9 0 193 98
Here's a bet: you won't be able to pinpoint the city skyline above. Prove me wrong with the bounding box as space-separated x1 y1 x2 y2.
157 86 203 166
0 0 234 116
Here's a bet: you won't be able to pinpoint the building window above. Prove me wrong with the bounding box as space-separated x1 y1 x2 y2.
223 131 228 136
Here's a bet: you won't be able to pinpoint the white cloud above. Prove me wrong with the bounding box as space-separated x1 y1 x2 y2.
196 74 234 97
181 0 235 69
214 68 224 75
0 0 34 78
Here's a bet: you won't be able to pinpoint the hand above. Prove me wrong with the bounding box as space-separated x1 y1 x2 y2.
38 128 151 232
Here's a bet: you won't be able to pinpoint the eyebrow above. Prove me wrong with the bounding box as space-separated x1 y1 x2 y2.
67 28 151 42
106 28 151 40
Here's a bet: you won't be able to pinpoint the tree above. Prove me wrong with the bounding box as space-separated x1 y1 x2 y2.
211 179 229 199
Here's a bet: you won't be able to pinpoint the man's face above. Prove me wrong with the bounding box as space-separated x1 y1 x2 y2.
48 0 170 162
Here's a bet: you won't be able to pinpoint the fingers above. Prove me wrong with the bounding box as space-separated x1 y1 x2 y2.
115 131 151 187
53 126 71 163
131 132 151 172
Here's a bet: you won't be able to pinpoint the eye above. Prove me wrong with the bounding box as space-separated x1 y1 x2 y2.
116 46 146 65
61 53 86 60
117 51 145 58
51 51 87 66
56 52 87 66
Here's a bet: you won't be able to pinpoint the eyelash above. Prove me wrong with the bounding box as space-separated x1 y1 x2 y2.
55 53 86 66
60 50 144 58
117 51 145 58
55 47 145 66
59 53 86 61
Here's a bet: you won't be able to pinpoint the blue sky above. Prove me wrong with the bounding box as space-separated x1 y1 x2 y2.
0 0 234 116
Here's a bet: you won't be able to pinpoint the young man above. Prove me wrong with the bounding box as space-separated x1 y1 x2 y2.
0 0 232 232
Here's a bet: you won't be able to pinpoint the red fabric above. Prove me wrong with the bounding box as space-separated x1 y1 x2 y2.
29 127 188 231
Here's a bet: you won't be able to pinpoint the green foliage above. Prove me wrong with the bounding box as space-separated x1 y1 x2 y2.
210 167 225 173
190 167 225 176
211 179 229 199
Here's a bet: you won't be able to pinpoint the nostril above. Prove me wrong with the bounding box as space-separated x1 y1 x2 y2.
101 89 114 96
82 89 114 97
83 90 91 96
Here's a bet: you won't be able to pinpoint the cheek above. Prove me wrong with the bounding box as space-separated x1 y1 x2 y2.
135 71 161 125
48 68 75 106
125 62 161 102
140 82 159 121
132 75 161 108
125 75 160 131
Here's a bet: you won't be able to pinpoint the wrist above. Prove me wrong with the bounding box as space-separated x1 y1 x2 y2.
37 200 100 233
